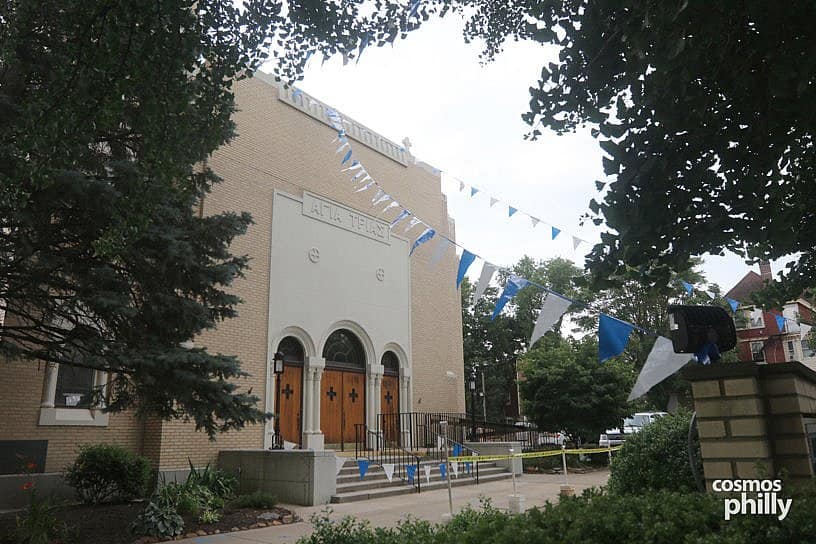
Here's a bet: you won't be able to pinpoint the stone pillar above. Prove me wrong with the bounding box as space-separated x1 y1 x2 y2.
302 356 325 450
41 362 59 408
399 367 412 448
684 361 816 488
367 363 384 449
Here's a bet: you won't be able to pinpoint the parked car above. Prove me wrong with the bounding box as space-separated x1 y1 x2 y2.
599 412 668 447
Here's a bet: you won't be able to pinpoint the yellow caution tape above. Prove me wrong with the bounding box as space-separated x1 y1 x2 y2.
450 446 622 463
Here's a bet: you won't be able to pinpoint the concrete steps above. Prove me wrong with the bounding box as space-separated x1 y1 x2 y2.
331 460 512 503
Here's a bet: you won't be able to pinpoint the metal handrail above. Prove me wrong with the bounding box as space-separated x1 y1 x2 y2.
355 423 421 493
438 434 481 484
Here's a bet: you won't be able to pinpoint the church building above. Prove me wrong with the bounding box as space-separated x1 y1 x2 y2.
0 72 465 501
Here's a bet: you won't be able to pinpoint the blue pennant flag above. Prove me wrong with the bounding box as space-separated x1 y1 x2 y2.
598 314 635 363
439 463 447 481
491 275 529 321
681 281 694 295
457 250 477 289
341 149 353 165
452 444 463 457
725 297 739 313
775 314 786 332
465 462 472 474
470 187 479 197
410 227 436 256
390 209 411 228
551 226 561 240
508 206 517 217
292 88 303 99
406 464 416 484
357 459 370 480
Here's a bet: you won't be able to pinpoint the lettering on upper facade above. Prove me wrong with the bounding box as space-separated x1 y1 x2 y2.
303 192 390 244
278 84 410 166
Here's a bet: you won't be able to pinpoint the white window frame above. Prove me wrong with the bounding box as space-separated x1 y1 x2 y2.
750 341 765 363
39 362 109 427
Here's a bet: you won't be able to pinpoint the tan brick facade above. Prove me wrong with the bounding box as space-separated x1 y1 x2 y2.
0 74 465 475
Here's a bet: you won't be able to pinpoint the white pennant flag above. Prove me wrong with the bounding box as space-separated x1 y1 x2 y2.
437 435 444 449
572 236 582 250
473 262 497 305
383 463 395 483
355 180 376 193
404 217 422 234
530 294 572 347
459 181 465 192
451 461 459 478
423 464 432 484
283 440 296 451
704 291 715 300
489 197 499 207
370 189 384 204
335 456 346 476
531 217 540 227
429 237 451 267
628 336 693 401
382 201 400 213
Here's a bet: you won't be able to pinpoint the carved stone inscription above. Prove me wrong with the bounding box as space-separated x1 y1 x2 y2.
303 192 390 244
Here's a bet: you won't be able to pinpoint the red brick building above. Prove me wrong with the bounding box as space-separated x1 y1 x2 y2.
726 262 814 366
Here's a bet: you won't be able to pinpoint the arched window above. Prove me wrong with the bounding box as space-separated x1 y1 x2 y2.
277 336 305 365
381 351 400 376
322 329 366 369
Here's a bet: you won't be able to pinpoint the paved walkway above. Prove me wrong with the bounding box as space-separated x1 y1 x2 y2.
179 470 609 544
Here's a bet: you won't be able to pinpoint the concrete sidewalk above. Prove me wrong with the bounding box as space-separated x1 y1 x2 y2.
178 470 609 544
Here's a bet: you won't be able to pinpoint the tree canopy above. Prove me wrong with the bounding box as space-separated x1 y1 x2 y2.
0 1 285 436
271 1 816 306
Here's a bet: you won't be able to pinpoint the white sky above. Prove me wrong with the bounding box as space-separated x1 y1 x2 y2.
272 16 783 294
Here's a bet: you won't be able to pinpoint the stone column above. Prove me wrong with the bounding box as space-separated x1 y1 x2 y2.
41 362 59 408
303 356 325 450
399 367 412 448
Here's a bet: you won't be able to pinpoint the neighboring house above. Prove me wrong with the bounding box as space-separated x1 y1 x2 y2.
0 74 466 502
725 262 815 367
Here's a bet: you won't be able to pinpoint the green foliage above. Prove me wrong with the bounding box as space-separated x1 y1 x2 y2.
1 0 281 436
296 487 816 544
130 500 184 539
13 491 58 544
197 508 221 525
155 481 223 517
519 336 631 443
186 462 237 501
231 491 278 509
63 444 151 505
607 411 701 495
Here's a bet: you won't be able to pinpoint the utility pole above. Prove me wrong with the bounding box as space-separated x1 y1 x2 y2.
481 370 487 420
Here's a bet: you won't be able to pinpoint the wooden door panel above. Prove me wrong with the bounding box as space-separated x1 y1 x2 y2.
342 372 366 444
320 370 344 444
279 365 302 445
381 376 400 442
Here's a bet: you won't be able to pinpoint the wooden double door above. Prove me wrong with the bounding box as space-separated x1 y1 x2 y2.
320 369 366 446
278 363 303 445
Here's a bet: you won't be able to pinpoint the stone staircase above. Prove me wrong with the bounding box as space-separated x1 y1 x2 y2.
331 458 513 503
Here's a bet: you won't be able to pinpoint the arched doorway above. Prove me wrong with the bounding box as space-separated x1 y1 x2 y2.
320 329 366 447
381 351 400 443
276 336 304 446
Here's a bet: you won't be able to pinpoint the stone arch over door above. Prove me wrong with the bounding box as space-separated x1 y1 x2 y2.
275 336 305 446
319 324 370 448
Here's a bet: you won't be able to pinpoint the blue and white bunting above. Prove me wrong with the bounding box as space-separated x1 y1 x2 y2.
572 236 582 250
470 187 479 197
439 463 447 480
628 336 693 400
404 216 422 234
725 297 740 313
406 464 416 484
531 217 540 228
508 206 517 217
423 464 432 484
529 294 572 347
410 227 436 256
383 463 395 483
681 281 694 296
357 459 370 480
341 149 353 165
473 262 497 305
355 180 376 193
390 209 412 229
551 226 561 240
490 197 499 207
598 314 634 363
491 275 529 320
456 250 477 289
430 237 452 267
775 314 787 333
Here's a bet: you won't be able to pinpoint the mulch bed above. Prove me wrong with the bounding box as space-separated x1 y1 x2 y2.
0 502 298 544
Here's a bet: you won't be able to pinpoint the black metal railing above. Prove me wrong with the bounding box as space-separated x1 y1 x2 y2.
438 433 480 484
377 412 563 452
354 423 421 493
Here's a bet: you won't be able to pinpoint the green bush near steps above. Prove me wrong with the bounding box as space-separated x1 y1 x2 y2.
607 410 702 495
230 490 278 509
63 444 152 504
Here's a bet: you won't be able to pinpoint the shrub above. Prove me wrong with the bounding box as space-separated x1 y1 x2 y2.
155 481 223 517
231 491 277 509
607 410 701 495
198 508 221 525
130 501 184 539
13 490 58 544
186 462 237 500
64 444 151 504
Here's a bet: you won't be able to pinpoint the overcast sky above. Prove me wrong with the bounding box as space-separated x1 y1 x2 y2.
271 16 774 294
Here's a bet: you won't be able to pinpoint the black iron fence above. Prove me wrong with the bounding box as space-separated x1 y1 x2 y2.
354 423 421 493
